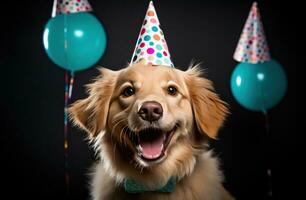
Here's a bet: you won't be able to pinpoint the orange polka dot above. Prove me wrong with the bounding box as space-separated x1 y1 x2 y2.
147 10 155 16
153 34 160 41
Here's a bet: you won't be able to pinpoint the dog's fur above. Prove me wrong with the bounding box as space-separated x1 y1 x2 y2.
69 61 234 200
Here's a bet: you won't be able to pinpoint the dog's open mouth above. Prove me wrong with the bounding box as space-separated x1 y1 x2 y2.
127 125 178 162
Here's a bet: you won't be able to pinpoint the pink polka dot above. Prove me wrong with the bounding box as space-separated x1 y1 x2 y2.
147 48 155 54
150 18 157 23
140 52 144 56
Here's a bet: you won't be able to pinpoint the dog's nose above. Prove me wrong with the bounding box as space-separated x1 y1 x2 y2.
138 101 163 122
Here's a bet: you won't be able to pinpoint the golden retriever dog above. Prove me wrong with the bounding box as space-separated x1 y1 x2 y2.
69 60 234 200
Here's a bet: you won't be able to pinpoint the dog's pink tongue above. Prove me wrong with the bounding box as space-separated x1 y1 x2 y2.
140 135 164 159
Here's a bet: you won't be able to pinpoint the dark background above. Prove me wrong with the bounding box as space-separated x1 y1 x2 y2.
0 0 297 199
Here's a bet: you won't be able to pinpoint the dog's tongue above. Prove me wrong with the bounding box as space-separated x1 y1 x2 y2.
139 134 165 159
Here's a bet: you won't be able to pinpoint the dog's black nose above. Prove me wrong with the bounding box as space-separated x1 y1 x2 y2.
138 101 163 122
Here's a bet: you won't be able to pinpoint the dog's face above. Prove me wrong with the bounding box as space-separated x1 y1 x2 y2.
70 61 227 185
107 62 195 167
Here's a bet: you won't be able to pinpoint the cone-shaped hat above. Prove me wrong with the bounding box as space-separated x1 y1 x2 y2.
130 1 174 67
52 0 93 17
234 2 271 64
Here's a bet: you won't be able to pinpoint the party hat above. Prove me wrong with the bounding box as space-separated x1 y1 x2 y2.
130 1 174 67
52 0 93 17
233 2 271 64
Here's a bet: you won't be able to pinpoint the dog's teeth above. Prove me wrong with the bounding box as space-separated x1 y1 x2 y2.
137 145 143 151
137 146 143 156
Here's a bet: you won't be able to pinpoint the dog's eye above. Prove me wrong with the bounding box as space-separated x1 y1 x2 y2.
122 86 135 97
167 86 177 96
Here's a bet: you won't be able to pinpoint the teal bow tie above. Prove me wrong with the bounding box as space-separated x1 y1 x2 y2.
124 178 176 193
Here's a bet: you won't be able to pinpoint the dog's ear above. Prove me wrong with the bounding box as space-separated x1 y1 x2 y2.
184 66 228 139
69 68 118 137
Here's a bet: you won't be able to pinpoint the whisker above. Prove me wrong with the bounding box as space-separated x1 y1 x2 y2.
111 117 127 142
119 125 129 146
112 118 125 130
112 115 126 124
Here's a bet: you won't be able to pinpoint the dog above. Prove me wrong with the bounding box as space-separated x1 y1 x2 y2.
69 60 234 200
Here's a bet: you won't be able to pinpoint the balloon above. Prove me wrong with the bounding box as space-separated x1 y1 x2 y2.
230 59 287 112
43 12 107 71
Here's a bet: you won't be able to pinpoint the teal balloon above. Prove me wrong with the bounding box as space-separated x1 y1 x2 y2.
230 60 287 112
43 12 107 71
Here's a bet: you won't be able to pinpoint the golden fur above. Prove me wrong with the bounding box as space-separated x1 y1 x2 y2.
69 61 234 200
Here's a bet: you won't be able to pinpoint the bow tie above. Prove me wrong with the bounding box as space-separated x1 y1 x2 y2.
124 177 176 193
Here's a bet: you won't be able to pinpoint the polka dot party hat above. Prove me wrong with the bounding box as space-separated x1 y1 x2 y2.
51 0 93 17
233 2 271 64
130 1 174 67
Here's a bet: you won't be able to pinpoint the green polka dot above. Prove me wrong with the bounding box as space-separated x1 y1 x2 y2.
164 58 170 64
149 42 154 46
156 59 162 65
136 49 141 54
156 44 162 50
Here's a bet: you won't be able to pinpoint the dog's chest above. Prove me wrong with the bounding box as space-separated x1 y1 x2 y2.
105 176 221 200
93 153 227 200
108 189 195 200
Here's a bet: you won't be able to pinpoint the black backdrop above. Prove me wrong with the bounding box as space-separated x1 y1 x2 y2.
0 0 297 199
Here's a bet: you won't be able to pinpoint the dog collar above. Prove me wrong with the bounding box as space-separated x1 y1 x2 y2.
124 177 176 193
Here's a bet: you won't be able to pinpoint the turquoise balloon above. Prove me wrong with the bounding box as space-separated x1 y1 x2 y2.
43 12 107 71
230 60 287 112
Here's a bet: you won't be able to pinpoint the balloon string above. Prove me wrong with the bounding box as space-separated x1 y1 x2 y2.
63 14 70 197
263 110 270 135
69 71 75 99
263 111 272 197
63 14 73 197
64 71 70 197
